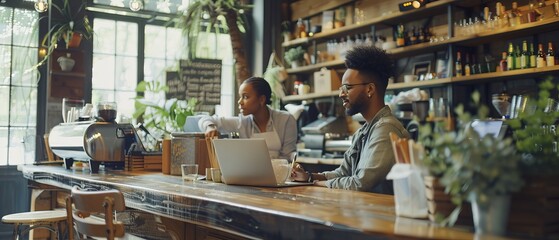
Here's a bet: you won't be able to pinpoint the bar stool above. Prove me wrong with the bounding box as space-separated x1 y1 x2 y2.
1 210 67 240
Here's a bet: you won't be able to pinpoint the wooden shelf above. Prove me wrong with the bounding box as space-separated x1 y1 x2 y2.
50 71 86 78
388 78 452 90
451 65 559 84
283 17 559 74
282 90 339 102
282 0 458 48
281 65 559 102
286 59 345 74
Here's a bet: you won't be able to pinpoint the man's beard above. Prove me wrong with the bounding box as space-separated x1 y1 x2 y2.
345 94 368 116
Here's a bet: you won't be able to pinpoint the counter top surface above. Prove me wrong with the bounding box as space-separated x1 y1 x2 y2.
19 164 486 239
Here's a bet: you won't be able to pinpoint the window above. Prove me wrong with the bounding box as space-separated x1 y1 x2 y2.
144 25 186 85
0 6 39 165
92 18 138 121
92 13 235 133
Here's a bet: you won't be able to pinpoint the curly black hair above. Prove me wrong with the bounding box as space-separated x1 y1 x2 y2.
344 46 393 95
242 77 272 105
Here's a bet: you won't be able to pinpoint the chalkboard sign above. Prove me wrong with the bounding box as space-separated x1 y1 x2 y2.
166 59 222 114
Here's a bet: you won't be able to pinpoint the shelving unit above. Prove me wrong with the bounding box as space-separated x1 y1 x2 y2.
281 0 559 107
283 65 559 102
282 0 459 48
48 48 86 99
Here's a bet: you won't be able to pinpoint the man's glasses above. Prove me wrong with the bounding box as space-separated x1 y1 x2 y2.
339 82 371 93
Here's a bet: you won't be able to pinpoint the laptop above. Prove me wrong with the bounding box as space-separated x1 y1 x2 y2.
212 139 313 187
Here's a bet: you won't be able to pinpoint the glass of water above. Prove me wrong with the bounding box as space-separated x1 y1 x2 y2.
181 164 199 181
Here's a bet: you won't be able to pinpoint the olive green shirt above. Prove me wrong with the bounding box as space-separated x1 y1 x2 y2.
323 106 410 193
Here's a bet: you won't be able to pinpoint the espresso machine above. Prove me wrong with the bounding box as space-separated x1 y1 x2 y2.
299 100 351 158
49 121 142 173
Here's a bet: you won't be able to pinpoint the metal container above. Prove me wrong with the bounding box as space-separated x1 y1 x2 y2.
170 132 206 176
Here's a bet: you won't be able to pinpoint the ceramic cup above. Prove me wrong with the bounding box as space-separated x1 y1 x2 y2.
211 168 222 183
205 168 213 181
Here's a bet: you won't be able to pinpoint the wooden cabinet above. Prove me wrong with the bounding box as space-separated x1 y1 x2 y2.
48 48 86 99
281 0 559 117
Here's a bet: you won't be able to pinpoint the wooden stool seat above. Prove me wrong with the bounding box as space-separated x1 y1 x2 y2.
2 210 67 240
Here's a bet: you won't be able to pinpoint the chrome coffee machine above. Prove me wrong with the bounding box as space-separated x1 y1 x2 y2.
299 100 350 158
49 121 142 173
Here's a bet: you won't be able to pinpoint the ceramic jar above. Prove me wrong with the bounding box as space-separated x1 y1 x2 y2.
57 53 75 71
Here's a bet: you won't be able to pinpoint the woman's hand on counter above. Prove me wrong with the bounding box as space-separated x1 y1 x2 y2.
205 129 220 138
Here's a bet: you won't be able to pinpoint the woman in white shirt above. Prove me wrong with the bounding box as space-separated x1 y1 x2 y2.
199 77 297 159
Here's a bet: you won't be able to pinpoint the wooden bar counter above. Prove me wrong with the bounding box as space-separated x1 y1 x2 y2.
18 164 484 240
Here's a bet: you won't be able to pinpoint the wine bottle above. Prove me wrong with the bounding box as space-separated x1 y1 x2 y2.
547 42 555 67
500 52 508 72
537 43 546 68
507 43 515 70
464 53 471 76
515 45 522 69
530 42 537 68
455 51 463 77
521 40 529 69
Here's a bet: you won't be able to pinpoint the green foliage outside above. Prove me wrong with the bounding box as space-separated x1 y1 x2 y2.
133 81 198 140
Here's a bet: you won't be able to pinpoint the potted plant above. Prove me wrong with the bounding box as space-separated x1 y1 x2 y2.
37 0 93 68
284 46 305 69
506 78 559 237
508 79 559 172
420 92 524 235
178 0 252 86
133 80 198 150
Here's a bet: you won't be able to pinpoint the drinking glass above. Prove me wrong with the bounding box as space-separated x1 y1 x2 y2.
491 93 511 119
181 164 199 181
62 98 84 123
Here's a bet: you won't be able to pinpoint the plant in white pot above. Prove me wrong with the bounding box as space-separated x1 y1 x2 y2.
421 92 524 235
284 46 306 69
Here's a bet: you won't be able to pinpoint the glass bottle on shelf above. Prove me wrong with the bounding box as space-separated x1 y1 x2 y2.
396 24 405 47
409 26 417 45
527 2 537 23
296 18 306 38
500 52 508 72
554 0 559 17
537 43 546 68
547 42 555 66
418 27 425 43
521 40 529 69
507 42 515 70
464 53 471 76
510 2 522 26
530 42 537 68
515 45 522 70
293 80 301 95
455 51 463 77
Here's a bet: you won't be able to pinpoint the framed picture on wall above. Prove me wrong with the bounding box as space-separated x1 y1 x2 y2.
413 61 431 80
